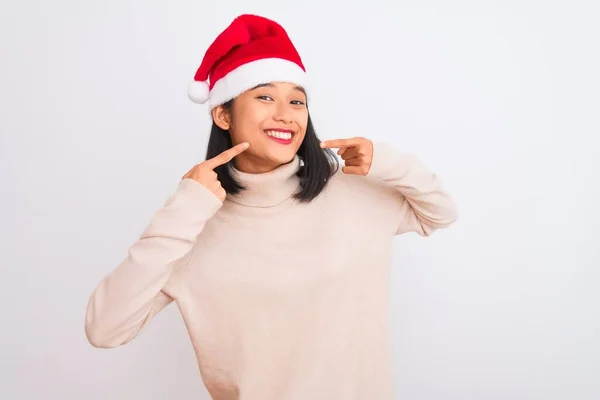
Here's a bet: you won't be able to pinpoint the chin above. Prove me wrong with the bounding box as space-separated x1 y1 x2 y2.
251 134 301 166
267 151 296 165
255 145 293 163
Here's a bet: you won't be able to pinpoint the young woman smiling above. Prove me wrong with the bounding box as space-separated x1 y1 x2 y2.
85 13 458 400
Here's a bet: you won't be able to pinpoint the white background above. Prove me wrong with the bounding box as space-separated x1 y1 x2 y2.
2 0 599 399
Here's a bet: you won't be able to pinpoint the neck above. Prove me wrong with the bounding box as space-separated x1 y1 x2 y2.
227 155 302 208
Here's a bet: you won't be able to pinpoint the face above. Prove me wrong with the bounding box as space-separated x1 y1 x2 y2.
212 81 308 173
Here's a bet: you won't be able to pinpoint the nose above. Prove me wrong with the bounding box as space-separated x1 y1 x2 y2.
273 100 293 124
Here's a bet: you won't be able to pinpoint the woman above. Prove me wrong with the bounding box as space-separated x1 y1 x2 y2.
85 14 458 400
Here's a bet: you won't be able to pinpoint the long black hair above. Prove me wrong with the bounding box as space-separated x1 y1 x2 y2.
205 99 339 203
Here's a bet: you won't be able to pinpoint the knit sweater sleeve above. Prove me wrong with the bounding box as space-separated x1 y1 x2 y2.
84 178 222 348
366 141 459 236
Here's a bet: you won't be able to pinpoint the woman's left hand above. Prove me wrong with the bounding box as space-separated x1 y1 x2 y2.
320 137 374 175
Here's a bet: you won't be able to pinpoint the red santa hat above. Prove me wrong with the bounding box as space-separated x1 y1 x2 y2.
187 14 307 109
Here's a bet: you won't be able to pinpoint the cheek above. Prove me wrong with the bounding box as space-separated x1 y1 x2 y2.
297 115 308 136
293 108 308 125
295 127 308 145
231 113 265 142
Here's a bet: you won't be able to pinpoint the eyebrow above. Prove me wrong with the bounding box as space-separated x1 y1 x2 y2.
251 83 306 95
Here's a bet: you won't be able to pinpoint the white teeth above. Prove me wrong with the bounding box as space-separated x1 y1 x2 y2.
265 130 292 140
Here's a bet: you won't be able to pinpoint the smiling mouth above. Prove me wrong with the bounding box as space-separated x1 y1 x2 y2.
264 129 294 144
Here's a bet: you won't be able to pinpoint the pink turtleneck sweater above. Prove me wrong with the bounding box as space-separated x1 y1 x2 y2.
85 141 458 400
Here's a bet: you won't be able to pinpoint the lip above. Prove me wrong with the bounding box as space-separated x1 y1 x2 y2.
264 128 295 134
264 128 295 145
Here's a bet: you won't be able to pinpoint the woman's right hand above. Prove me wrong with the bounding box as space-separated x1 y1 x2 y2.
182 142 250 202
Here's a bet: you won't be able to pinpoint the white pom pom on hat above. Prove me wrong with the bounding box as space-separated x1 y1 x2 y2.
187 80 210 104
186 14 307 110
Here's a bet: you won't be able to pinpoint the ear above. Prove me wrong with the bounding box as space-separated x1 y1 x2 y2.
211 105 231 130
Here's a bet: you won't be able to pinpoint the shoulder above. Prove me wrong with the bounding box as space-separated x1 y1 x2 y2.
323 161 398 205
312 158 401 236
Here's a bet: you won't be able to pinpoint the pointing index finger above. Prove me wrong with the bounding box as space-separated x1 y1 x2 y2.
320 138 360 149
206 142 250 169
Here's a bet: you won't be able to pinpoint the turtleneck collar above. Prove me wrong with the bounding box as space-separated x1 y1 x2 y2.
226 155 302 208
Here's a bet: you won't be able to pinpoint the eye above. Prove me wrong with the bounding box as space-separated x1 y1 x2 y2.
257 95 273 101
291 100 306 106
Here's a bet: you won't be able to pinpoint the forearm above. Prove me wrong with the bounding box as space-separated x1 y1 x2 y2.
367 142 458 235
85 179 222 347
